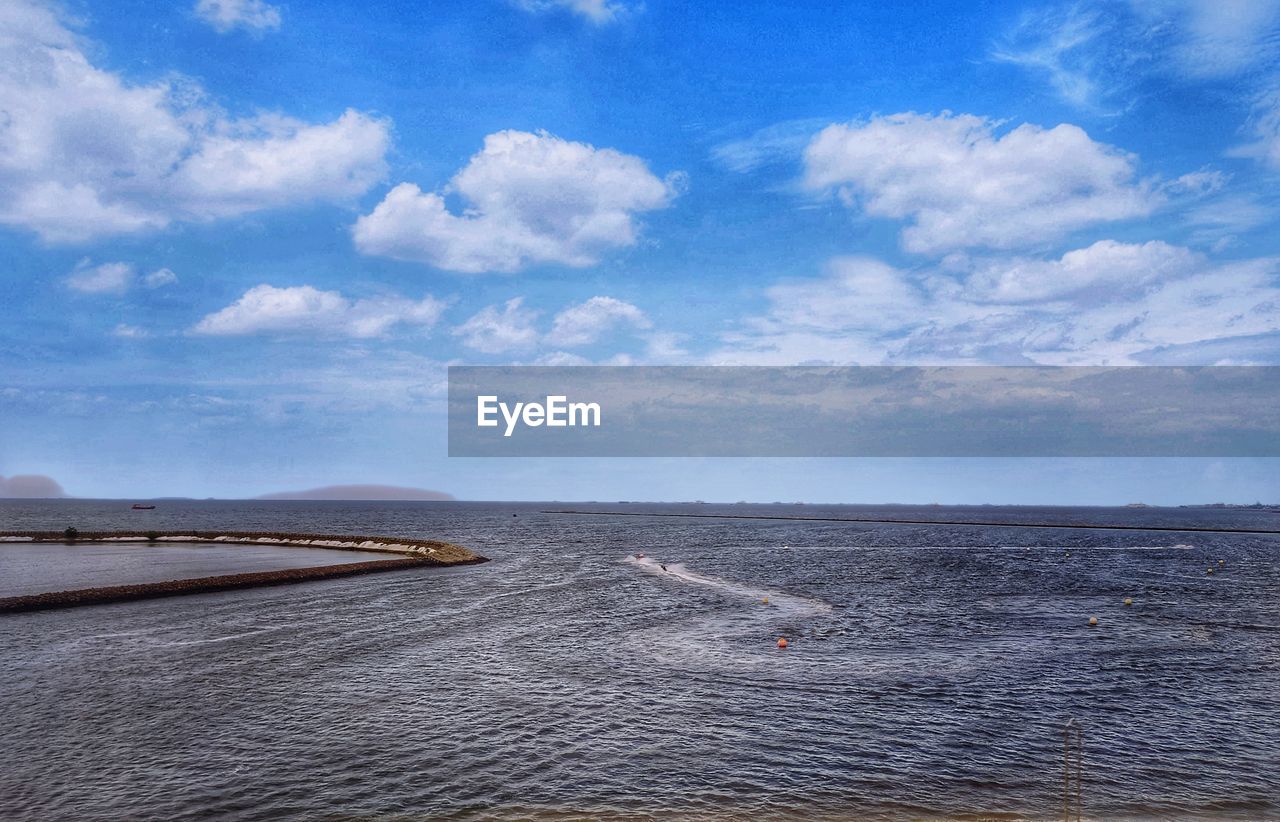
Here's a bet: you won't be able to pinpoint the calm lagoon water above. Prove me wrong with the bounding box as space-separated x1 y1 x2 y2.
1 499 1278 820
0 541 396 598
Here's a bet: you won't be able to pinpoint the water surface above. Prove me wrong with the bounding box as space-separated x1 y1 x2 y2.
1 500 1278 820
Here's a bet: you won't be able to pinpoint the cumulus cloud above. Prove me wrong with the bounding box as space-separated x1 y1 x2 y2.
0 0 389 243
144 268 179 288
803 112 1155 256
534 351 595 366
112 324 149 339
717 242 1280 365
64 260 178 294
194 0 282 33
452 295 659 354
511 0 628 24
963 240 1201 303
192 285 445 338
175 111 389 218
354 130 680 273
65 260 135 294
546 296 651 347
758 257 928 337
452 298 540 353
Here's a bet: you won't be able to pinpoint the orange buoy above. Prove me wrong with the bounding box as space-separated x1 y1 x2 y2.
761 597 770 605
777 637 788 649
1088 616 1098 626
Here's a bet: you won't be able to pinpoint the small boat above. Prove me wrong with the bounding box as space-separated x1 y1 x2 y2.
131 504 156 510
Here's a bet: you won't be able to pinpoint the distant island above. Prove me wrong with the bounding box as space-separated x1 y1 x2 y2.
0 475 66 499
1182 502 1280 512
253 484 455 501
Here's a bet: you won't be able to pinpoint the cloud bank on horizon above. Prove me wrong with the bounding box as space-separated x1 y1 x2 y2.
2 0 1279 500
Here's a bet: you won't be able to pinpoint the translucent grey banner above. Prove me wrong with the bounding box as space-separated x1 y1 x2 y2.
447 366 1280 457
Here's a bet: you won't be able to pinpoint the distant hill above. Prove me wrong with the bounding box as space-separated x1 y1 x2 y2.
0 474 66 498
253 484 455 501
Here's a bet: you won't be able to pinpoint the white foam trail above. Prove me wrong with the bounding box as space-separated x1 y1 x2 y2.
158 627 284 647
624 555 831 613
715 544 1198 551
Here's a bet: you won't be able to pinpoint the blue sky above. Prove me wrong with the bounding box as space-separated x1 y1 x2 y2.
2 0 1280 502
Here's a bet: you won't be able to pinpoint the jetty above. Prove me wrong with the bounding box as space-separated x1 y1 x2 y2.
0 530 487 613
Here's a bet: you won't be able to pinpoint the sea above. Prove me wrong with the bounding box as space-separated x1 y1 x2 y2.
1 500 1278 820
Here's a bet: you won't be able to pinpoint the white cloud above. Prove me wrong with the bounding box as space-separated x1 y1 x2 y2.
534 350 639 365
803 112 1155 256
642 330 692 363
1182 193 1275 251
194 0 282 33
175 111 390 219
994 1 1280 108
144 268 179 288
992 5 1120 110
1132 0 1280 80
1231 86 1280 171
0 0 389 243
963 240 1201 303
717 242 1280 365
711 118 830 173
354 130 680 273
546 296 651 347
64 260 178 294
758 256 928 337
512 0 628 24
65 260 134 294
453 295 664 356
112 324 148 339
452 298 540 353
192 285 445 338
535 350 594 366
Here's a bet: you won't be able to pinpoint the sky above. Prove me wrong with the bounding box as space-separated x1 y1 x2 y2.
2 0 1280 502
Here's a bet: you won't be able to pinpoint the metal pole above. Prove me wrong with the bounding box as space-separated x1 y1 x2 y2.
1063 719 1082 822
1063 721 1071 822
1075 722 1083 822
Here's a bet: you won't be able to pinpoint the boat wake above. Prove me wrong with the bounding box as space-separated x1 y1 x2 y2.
624 554 831 614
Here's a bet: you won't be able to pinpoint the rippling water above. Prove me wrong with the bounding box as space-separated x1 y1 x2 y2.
1 500 1278 820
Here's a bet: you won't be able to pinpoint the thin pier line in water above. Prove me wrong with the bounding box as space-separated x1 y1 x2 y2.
543 510 1280 535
